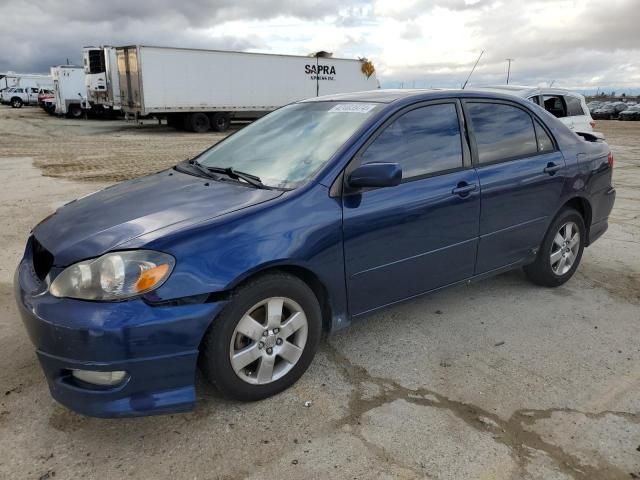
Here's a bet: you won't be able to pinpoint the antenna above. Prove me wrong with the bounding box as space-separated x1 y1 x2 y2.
549 79 555 87
506 58 514 84
462 50 484 89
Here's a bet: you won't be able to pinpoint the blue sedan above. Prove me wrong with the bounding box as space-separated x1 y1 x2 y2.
15 89 615 417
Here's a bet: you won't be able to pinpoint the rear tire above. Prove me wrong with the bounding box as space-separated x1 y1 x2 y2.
67 104 82 118
524 207 585 287
199 272 322 401
210 112 231 132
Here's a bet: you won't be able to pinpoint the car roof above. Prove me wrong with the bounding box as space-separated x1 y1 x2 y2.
473 85 585 99
301 88 545 105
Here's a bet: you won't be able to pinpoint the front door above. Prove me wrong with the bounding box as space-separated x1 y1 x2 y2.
342 101 481 316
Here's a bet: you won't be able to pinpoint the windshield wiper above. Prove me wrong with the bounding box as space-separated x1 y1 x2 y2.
202 165 269 189
174 159 220 180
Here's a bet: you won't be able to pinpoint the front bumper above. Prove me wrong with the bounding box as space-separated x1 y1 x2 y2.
14 252 226 417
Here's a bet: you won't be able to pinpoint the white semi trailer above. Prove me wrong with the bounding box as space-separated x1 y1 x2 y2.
0 73 53 91
116 46 379 132
51 65 86 117
83 46 121 114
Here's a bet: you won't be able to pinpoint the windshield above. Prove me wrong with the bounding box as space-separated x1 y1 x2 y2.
196 101 383 189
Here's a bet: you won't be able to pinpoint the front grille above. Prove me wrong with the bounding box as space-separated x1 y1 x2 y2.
32 236 54 281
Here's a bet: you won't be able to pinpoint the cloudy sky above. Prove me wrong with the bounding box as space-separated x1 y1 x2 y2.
1 0 638 92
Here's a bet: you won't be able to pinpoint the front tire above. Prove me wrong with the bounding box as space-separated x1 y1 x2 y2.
524 207 585 287
199 272 322 401
11 97 23 108
188 113 211 133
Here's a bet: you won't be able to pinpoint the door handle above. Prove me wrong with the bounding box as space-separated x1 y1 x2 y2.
451 183 477 196
543 162 562 174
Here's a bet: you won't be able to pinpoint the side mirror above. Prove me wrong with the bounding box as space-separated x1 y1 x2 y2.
348 162 402 189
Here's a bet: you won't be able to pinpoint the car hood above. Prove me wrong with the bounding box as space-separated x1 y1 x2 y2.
33 169 284 266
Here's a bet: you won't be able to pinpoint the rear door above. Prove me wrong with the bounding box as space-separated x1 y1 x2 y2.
28 87 39 105
342 100 480 315
463 100 566 274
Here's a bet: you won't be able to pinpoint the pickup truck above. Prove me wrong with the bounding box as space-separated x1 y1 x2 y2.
1 86 41 108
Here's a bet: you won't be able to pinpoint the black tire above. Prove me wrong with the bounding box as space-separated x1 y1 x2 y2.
188 112 211 133
210 112 231 132
11 97 23 108
67 104 82 118
199 272 322 401
524 207 586 287
166 114 183 130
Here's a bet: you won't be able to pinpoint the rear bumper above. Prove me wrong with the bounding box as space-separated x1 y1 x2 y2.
14 254 226 417
587 187 615 246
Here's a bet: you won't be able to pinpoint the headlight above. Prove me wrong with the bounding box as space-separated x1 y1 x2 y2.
49 250 175 301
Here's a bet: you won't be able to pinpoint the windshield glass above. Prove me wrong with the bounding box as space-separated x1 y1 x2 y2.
196 101 383 189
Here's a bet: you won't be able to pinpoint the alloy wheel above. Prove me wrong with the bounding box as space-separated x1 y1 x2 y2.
229 297 308 385
550 221 580 276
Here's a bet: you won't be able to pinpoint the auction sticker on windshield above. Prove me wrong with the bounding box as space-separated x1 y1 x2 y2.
328 103 378 113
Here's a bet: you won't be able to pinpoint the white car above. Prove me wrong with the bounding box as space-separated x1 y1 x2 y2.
0 86 40 108
475 85 596 133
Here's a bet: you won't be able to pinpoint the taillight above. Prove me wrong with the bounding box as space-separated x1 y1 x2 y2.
608 152 614 168
590 120 596 129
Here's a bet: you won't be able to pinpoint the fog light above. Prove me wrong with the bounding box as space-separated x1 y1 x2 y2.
71 369 127 386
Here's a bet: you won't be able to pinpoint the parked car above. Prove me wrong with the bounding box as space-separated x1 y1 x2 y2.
0 86 40 107
591 104 618 120
612 102 629 115
15 89 615 417
587 101 602 112
619 104 640 121
37 89 55 113
474 86 596 132
37 88 54 106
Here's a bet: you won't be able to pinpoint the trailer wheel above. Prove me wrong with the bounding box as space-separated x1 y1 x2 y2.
211 112 231 132
11 97 23 108
186 113 210 133
67 104 83 118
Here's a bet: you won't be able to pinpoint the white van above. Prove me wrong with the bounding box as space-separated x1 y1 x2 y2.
475 86 596 133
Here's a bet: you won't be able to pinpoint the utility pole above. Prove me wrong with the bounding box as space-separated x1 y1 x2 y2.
506 58 514 84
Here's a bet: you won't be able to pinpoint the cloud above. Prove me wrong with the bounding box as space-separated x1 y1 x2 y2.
0 0 638 92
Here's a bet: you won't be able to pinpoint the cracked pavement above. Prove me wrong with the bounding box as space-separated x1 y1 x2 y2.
0 109 638 479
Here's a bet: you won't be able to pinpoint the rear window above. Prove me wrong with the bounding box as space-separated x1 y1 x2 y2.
467 102 538 164
565 96 585 116
534 120 554 152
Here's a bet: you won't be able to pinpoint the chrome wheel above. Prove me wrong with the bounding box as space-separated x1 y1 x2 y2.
550 221 580 276
229 297 308 385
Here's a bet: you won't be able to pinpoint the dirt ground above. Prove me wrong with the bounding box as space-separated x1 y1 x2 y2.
0 107 639 480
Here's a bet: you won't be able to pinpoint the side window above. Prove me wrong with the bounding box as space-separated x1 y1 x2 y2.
534 120 554 152
528 96 542 106
543 95 567 118
467 102 538 164
565 96 585 116
15 88 23 93
360 103 463 179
